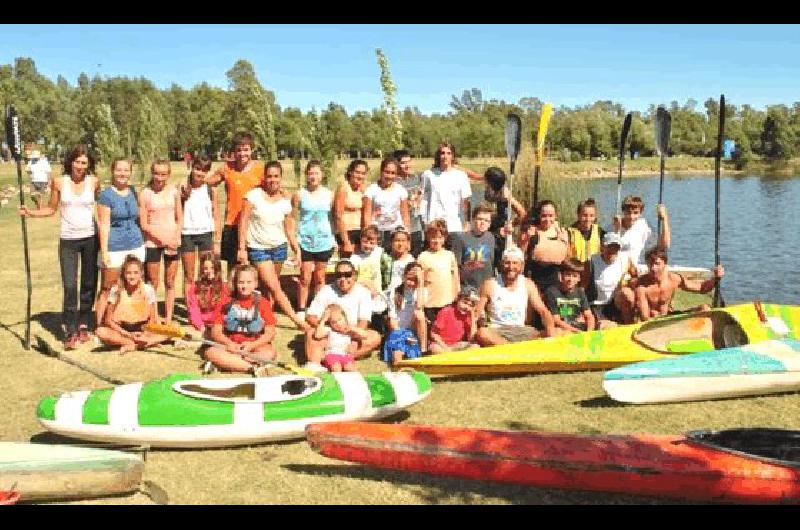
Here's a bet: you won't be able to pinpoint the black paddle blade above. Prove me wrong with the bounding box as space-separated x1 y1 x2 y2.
5 105 21 161
620 113 632 156
654 106 671 157
505 113 522 168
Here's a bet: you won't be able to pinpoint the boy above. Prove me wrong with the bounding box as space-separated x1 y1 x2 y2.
430 286 479 353
393 149 426 257
586 233 637 326
349 225 390 326
544 259 595 334
611 195 670 267
451 203 496 290
417 219 460 324
567 198 605 264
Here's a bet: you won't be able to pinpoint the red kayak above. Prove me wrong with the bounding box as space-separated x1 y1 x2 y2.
306 423 800 504
0 490 20 505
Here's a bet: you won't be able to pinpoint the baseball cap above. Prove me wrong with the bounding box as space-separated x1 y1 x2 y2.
502 246 525 262
602 233 622 248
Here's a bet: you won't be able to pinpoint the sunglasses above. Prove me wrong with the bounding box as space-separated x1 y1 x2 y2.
335 271 355 279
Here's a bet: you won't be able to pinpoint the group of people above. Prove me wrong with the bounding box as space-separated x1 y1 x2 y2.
19 131 724 377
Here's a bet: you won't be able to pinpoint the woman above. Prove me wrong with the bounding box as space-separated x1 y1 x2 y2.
333 159 367 258
19 145 101 350
96 157 146 329
363 157 410 252
520 200 569 293
180 154 221 296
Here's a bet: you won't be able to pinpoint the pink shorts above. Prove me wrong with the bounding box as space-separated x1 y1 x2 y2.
322 352 355 369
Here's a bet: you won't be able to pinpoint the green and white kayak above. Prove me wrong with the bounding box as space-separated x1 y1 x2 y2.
0 442 143 502
36 371 432 448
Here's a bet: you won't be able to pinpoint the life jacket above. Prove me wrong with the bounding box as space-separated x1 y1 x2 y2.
567 223 601 263
222 292 264 335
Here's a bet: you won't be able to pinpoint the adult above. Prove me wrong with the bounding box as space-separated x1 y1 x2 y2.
26 149 52 208
611 195 670 267
96 158 146 330
421 141 472 247
393 149 426 257
238 160 307 330
474 247 555 346
332 159 367 258
363 157 410 252
139 158 183 324
520 200 570 294
303 260 382 369
205 131 264 278
482 167 526 270
19 144 100 350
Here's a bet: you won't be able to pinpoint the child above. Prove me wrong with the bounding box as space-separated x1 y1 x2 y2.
363 156 410 251
611 195 670 267
382 227 415 296
95 255 169 353
430 286 479 353
180 154 220 298
349 225 390 321
204 264 278 376
313 304 370 372
383 262 427 365
586 233 636 326
451 202 496 290
186 251 230 336
544 258 595 334
417 219 460 324
482 167 526 270
567 198 605 264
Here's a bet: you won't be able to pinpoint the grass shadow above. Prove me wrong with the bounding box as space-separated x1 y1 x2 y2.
575 396 629 408
31 311 64 340
430 373 535 384
0 318 26 346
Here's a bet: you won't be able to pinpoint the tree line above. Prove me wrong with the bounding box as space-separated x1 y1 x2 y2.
2 56 798 175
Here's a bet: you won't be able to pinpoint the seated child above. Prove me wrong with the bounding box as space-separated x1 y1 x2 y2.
314 304 371 372
186 251 230 336
204 264 277 376
95 255 170 353
429 286 479 353
544 258 595 334
383 262 427 365
567 198 605 264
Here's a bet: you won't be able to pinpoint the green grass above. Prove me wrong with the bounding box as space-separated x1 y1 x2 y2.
1 159 796 505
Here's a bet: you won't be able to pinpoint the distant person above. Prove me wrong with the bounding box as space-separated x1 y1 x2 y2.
520 200 570 294
364 157 410 252
429 286 479 353
567 198 605 265
482 167 526 271
544 259 595 334
451 203 495 290
610 195 670 267
585 233 637 326
393 149 426 257
26 149 52 208
333 159 367 259
183 151 193 170
421 141 472 247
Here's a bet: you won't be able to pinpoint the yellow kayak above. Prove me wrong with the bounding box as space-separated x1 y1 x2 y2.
395 302 800 376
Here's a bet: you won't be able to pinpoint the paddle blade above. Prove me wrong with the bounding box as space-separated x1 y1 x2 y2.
143 322 188 339
505 113 522 168
536 103 553 153
620 113 632 156
4 105 21 161
654 106 671 157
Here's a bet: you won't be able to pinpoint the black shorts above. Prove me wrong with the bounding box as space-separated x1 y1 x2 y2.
121 320 148 333
220 225 239 264
300 247 334 262
180 232 214 253
592 302 622 322
335 229 362 249
144 247 180 263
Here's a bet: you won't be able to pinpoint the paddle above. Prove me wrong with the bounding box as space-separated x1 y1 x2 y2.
143 322 315 376
616 113 633 214
712 95 726 308
504 113 522 248
5 105 33 350
653 106 671 237
33 335 127 385
532 103 553 212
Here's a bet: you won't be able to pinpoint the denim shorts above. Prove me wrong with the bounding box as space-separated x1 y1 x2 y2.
248 243 288 263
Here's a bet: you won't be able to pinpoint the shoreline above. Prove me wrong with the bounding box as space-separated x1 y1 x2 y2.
555 168 744 179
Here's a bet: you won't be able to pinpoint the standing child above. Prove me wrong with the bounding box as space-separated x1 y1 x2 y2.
544 258 596 334
292 160 335 320
451 202 496 290
203 264 277 376
430 286 479 353
186 252 230 336
417 219 460 324
567 198 605 265
95 255 169 353
482 167 526 271
383 262 427 365
313 304 370 372
140 158 183 324
349 225 389 316
382 227 415 296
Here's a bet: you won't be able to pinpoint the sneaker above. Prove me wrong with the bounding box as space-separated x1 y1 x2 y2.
200 361 216 375
64 333 79 351
303 362 328 374
77 326 92 344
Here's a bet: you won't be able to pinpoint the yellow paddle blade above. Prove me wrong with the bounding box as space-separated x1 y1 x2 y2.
536 103 553 164
143 322 188 339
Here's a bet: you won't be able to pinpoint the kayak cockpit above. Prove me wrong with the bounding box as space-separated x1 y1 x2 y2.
173 376 321 403
688 428 800 468
632 310 749 354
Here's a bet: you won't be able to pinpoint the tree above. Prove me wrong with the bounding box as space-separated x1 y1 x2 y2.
375 49 403 150
134 96 168 180
88 103 121 167
225 59 277 160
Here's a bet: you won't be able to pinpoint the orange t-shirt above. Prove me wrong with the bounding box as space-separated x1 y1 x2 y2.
223 161 264 226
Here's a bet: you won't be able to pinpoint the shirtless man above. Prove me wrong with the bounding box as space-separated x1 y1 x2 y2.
630 248 724 321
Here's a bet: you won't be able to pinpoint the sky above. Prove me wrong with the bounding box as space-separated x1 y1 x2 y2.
1 24 799 115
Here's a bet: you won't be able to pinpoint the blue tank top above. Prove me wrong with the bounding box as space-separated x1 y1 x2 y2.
298 187 334 253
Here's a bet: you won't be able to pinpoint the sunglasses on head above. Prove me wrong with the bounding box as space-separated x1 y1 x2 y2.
335 270 355 279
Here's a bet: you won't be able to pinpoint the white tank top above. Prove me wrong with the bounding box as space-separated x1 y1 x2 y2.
590 252 628 305
182 184 214 235
487 274 528 326
60 176 96 240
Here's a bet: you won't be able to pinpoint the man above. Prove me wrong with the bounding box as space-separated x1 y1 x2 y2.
393 149 425 257
26 150 51 208
627 248 724 322
421 141 471 247
474 247 555 346
304 260 382 370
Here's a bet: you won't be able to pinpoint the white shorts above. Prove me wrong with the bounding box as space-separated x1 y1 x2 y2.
98 245 146 269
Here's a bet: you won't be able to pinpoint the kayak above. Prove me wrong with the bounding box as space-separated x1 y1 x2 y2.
37 371 431 448
395 302 800 376
604 338 800 404
0 442 143 502
306 422 800 504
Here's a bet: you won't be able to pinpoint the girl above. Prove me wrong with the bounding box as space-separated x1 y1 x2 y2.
186 251 230 336
567 198 605 264
333 159 367 258
204 264 277 375
19 145 101 350
417 219 460 324
363 157 410 252
96 158 146 333
383 262 427 365
140 158 183 324
313 304 369 372
237 160 306 329
95 255 168 353
292 160 335 319
520 200 569 294
180 154 221 297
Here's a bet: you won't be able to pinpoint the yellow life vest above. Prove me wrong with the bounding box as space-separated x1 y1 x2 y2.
567 224 601 263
